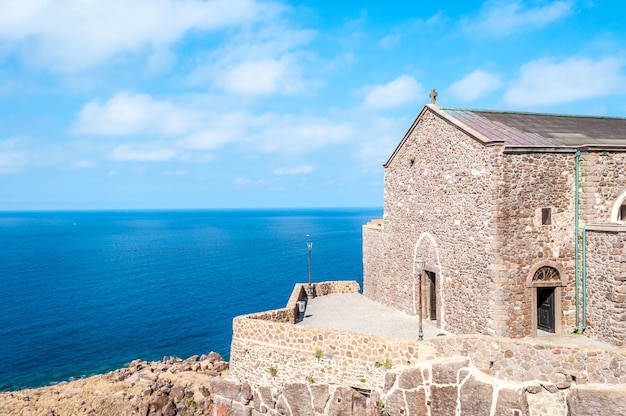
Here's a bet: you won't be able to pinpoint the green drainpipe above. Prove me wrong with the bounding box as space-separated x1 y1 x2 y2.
582 227 587 331
574 151 581 332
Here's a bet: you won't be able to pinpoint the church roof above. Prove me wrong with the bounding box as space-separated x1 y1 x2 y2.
384 104 626 168
441 107 626 148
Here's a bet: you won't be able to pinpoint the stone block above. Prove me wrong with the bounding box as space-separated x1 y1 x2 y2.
493 387 528 416
309 384 330 414
404 389 427 415
325 386 357 416
431 359 469 384
210 378 245 402
383 389 406 416
459 375 493 415
568 384 626 416
281 383 314 416
430 385 458 415
398 367 424 389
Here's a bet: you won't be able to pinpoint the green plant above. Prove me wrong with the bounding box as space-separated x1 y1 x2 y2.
359 378 366 383
306 374 316 384
375 359 393 370
186 391 197 408
268 367 278 377
378 401 385 409
314 348 323 358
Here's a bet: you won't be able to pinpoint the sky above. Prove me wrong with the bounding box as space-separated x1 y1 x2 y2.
1 0 625 210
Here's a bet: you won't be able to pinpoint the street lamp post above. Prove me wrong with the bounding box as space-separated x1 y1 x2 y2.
307 236 313 298
415 257 425 341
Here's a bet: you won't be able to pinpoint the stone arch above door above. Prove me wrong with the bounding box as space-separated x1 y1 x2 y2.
525 261 567 288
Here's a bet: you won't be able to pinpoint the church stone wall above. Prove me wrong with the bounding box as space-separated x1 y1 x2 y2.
579 152 626 223
372 109 502 335
496 152 578 337
362 221 384 300
585 228 626 346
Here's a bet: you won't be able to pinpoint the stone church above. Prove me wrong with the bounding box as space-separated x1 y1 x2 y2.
363 100 626 347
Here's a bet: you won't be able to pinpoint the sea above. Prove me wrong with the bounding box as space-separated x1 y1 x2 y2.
0 208 381 392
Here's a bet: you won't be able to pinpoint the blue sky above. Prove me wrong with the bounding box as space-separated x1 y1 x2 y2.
1 0 625 210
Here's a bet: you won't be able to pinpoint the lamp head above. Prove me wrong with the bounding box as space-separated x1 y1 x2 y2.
415 257 425 272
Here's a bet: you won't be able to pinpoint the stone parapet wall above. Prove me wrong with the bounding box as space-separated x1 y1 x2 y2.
585 228 626 346
224 280 626 415
232 311 626 389
245 281 360 325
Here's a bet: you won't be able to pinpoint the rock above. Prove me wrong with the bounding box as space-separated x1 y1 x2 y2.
459 375 493 415
430 385 458 414
568 384 626 416
161 400 177 416
169 386 185 401
405 389 427 415
431 358 469 384
398 367 423 389
281 383 314 416
325 386 357 416
493 387 528 416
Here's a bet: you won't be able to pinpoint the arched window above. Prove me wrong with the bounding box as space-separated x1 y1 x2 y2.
532 266 560 286
612 192 626 223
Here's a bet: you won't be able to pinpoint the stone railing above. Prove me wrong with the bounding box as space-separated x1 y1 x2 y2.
244 280 360 324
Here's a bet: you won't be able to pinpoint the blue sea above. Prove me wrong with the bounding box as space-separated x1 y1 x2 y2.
0 208 380 391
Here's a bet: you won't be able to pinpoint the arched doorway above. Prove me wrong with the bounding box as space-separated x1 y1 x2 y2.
526 263 566 335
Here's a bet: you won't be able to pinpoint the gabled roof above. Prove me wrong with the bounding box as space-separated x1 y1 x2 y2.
384 105 626 167
442 108 626 147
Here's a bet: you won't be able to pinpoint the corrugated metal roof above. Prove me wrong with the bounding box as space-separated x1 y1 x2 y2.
442 108 626 147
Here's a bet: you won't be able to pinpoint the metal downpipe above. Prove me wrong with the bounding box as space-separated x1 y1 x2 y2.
574 151 581 332
582 228 587 331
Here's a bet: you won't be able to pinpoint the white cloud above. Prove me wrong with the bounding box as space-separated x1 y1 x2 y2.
250 114 356 155
233 177 251 185
274 165 315 175
0 138 28 174
360 75 423 109
73 92 193 136
448 70 502 102
217 56 306 96
191 22 317 96
71 159 96 169
464 0 572 37
110 144 176 162
505 57 626 106
0 0 279 72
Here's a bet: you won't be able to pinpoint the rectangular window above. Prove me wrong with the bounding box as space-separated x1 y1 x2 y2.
542 208 552 225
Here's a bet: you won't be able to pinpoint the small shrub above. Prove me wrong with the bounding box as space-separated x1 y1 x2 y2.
306 374 316 384
314 348 323 358
268 367 278 377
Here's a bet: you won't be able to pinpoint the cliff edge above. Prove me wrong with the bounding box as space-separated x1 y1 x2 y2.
0 353 228 416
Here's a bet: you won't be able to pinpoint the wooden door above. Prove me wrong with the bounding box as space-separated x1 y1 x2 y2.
427 271 436 320
537 287 555 333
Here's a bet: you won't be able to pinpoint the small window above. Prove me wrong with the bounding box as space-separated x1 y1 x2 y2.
620 203 626 222
542 208 552 225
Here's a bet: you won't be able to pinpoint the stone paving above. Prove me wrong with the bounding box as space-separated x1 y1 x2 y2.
298 293 450 341
299 293 614 349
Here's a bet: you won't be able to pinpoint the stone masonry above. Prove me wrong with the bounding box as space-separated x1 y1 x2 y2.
362 104 626 346
214 281 626 415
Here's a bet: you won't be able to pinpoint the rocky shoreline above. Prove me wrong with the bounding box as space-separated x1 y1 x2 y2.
0 353 228 416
